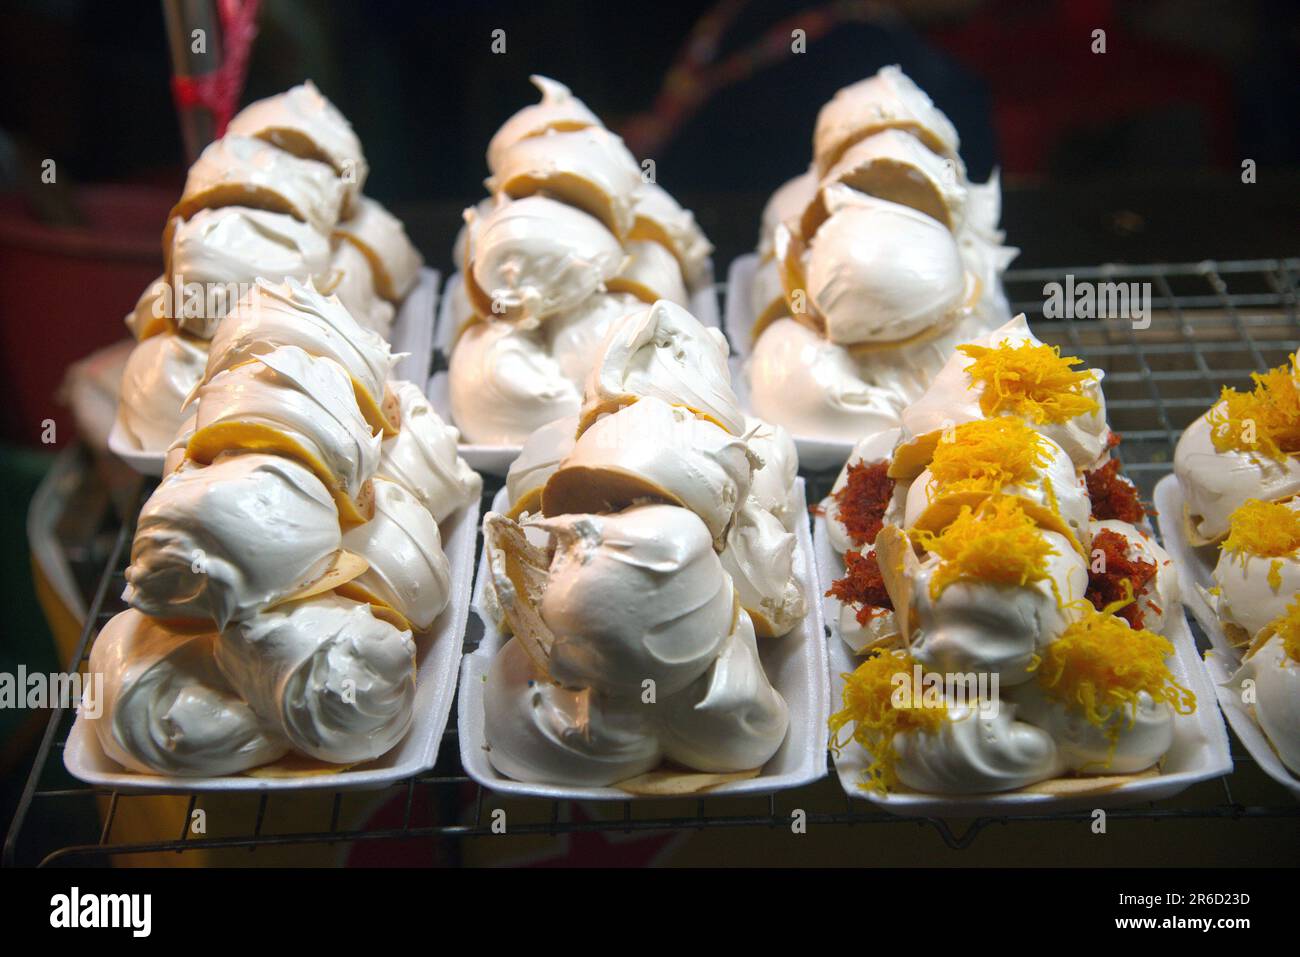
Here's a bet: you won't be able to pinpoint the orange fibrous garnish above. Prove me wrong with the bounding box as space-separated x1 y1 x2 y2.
910 495 1056 599
928 418 1050 496
958 338 1101 425
831 460 895 547
828 648 947 793
827 549 893 622
1271 597 1300 663
1085 457 1145 522
1221 498 1300 559
1087 528 1158 629
1205 362 1300 460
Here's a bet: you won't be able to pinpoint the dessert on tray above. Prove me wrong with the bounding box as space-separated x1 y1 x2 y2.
477 299 800 791
447 76 714 446
821 317 1199 796
745 65 1017 446
116 82 423 457
89 276 480 778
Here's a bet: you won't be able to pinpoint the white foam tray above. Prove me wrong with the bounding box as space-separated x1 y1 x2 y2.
430 269 722 476
457 480 830 799
63 490 478 793
1153 473 1300 799
724 253 858 472
107 267 441 477
812 502 1233 816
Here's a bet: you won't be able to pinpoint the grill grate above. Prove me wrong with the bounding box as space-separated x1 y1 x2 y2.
5 258 1300 866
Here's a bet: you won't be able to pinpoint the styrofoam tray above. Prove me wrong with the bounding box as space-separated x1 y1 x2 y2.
812 504 1233 816
724 253 860 472
63 491 478 793
458 480 830 799
431 269 721 476
1154 473 1300 799
107 267 441 477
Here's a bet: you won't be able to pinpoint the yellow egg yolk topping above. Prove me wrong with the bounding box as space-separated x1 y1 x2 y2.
928 418 1051 496
958 338 1100 425
911 496 1056 599
1206 361 1300 460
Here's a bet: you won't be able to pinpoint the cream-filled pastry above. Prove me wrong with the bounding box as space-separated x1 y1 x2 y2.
718 499 805 637
655 609 789 771
813 65 960 174
124 275 169 340
338 478 451 631
488 126 642 238
607 239 688 306
187 346 382 522
452 197 495 279
116 331 208 453
378 380 481 523
756 169 816 260
544 397 756 547
1173 358 1300 542
483 636 662 786
743 416 801 531
545 291 642 386
1087 518 1180 635
582 298 743 435
464 195 624 325
826 427 903 554
794 187 971 346
1009 682 1173 776
172 134 345 234
506 415 578 518
124 453 352 628
324 239 396 334
89 609 288 776
1210 498 1300 644
486 75 600 175
449 319 581 445
1229 616 1300 776
215 594 416 765
749 256 791 341
895 315 1109 474
227 80 368 212
163 410 196 476
747 318 904 443
205 277 396 435
166 206 331 337
333 195 424 302
627 182 713 289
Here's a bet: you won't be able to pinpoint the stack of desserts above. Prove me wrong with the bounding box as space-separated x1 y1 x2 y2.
821 316 1198 796
1174 354 1300 777
116 82 423 457
446 76 714 446
745 65 1017 446
477 298 801 790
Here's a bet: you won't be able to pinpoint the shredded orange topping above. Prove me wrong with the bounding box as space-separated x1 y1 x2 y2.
1038 608 1196 741
1221 499 1300 560
828 648 946 793
958 338 1100 425
911 496 1056 599
1087 528 1159 629
929 418 1050 496
1206 361 1300 459
1085 457 1146 522
1271 597 1300 663
826 549 893 622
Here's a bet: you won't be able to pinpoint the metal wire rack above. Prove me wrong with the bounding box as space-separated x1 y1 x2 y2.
5 258 1300 866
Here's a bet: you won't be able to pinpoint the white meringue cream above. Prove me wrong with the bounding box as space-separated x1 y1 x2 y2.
718 499 805 637
215 594 416 765
743 416 801 531
1211 499 1300 641
333 195 424 302
544 397 756 548
506 416 578 517
173 134 345 233
378 380 481 523
748 255 791 338
448 319 581 445
655 609 789 771
465 195 624 325
227 80 368 212
116 332 208 453
166 206 332 337
583 298 744 435
124 453 343 628
1009 681 1174 775
1090 518 1181 635
836 591 899 655
892 701 1059 794
747 318 904 443
1229 635 1300 776
89 609 288 776
483 636 661 787
545 291 642 386
124 275 169 340
757 169 817 259
628 182 713 289
164 409 197 476
535 505 736 697
813 65 960 174
608 240 688 306
324 239 395 334
487 75 601 175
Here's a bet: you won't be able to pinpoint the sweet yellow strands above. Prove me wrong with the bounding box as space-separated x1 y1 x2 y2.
1270 596 1300 664
910 496 1056 599
1206 361 1300 459
1220 499 1300 590
958 339 1100 425
928 418 1050 495
829 648 946 793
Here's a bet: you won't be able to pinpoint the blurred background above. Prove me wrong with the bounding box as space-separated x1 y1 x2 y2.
2 0 1298 866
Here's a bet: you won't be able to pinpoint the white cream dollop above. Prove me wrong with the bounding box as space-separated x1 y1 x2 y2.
116 332 208 453
506 415 578 516
743 416 801 531
545 291 642 387
628 182 714 289
1211 499 1300 641
487 75 601 175
1229 635 1300 776
333 195 424 302
1009 681 1174 775
718 499 805 637
378 380 481 523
